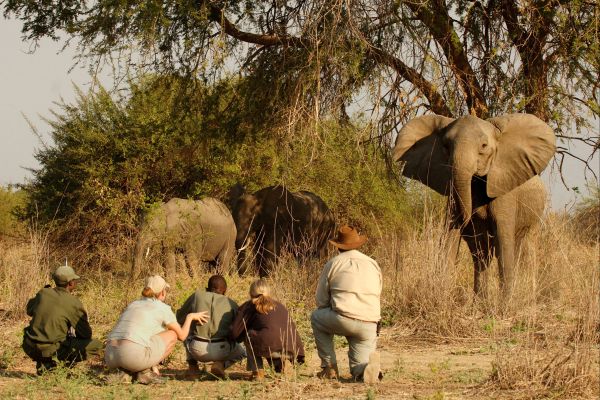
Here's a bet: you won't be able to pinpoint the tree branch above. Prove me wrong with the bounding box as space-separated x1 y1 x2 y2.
406 0 488 117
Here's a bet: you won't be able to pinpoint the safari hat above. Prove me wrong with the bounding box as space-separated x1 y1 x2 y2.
144 275 170 294
329 225 367 250
52 265 80 285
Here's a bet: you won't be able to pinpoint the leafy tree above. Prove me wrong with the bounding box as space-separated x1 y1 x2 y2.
4 0 598 176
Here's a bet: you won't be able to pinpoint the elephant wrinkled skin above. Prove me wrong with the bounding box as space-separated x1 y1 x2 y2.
232 186 336 277
132 197 237 279
392 114 556 299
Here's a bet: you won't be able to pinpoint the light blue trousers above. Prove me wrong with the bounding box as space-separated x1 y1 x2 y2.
310 307 377 378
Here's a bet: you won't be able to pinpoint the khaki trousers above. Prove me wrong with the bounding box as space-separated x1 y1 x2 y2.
310 307 377 378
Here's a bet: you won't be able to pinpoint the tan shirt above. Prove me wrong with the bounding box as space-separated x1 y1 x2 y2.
315 249 382 322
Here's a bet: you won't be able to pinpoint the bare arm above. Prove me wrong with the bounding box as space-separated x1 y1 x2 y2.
166 311 209 341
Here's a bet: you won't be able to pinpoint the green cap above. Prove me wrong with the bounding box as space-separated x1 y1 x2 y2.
52 265 80 285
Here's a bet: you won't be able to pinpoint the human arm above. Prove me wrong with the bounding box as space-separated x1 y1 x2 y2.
25 291 41 317
71 298 93 339
229 301 252 342
315 261 332 308
166 311 209 341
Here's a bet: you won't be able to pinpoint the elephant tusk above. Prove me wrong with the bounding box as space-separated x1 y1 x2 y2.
145 247 150 259
238 242 249 251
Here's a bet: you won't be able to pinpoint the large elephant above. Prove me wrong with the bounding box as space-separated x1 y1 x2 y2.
392 114 556 298
231 185 336 277
132 197 237 279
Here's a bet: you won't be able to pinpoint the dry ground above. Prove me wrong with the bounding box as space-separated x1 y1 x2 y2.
0 322 597 400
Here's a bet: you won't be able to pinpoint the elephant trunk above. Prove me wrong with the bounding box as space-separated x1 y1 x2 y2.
452 157 475 224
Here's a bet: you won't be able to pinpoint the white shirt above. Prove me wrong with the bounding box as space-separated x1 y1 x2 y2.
108 297 177 347
315 249 382 322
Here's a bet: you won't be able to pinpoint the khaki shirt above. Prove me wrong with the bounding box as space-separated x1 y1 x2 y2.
176 289 238 340
24 287 93 348
316 249 382 322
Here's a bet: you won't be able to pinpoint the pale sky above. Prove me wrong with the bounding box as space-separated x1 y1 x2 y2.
1 18 597 211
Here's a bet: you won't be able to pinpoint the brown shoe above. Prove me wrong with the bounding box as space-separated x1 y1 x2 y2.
363 351 381 384
317 363 339 380
251 369 265 381
184 361 201 378
210 361 226 379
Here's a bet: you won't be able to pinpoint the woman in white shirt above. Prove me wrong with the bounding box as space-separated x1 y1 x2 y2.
105 275 209 384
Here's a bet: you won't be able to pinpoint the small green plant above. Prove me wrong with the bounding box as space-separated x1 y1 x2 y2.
428 359 450 374
483 318 496 333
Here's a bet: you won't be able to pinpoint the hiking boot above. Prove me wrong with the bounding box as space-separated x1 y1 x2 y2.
363 351 381 384
251 369 265 381
210 361 226 379
184 361 201 378
36 359 57 376
135 368 165 385
317 363 339 380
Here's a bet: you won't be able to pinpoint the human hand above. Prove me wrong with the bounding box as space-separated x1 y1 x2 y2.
191 311 210 324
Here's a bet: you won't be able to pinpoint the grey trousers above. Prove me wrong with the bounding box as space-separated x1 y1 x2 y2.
185 338 246 368
311 307 377 378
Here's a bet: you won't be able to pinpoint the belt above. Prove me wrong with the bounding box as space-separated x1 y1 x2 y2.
339 313 377 324
192 337 228 343
107 339 134 346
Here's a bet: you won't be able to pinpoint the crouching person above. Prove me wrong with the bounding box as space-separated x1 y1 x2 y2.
104 275 209 384
23 265 103 375
176 275 246 378
230 279 305 381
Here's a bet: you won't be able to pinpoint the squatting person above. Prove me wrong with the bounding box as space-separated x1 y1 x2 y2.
230 279 305 380
22 264 103 375
104 275 209 384
176 275 246 378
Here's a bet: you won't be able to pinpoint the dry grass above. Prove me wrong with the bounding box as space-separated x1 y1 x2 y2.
0 208 598 398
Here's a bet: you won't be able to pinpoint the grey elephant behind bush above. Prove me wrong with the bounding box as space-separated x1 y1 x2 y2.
132 197 237 279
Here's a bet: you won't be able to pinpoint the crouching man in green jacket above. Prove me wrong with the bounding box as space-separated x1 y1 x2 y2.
22 265 103 375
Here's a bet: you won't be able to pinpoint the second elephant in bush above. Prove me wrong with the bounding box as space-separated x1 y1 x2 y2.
231 186 336 277
132 198 237 279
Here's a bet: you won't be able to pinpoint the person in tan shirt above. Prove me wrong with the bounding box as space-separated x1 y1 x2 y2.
311 225 382 383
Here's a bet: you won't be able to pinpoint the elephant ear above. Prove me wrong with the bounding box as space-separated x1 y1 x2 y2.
392 114 455 195
487 114 556 198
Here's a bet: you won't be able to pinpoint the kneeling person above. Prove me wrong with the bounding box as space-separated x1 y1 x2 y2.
22 265 103 375
176 275 245 378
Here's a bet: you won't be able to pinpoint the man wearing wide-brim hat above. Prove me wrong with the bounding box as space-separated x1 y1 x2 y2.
311 225 382 384
22 265 103 375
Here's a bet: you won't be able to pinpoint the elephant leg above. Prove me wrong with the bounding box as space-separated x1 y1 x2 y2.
444 228 461 267
464 231 493 296
165 249 177 279
185 250 200 279
258 232 277 278
237 248 249 275
216 246 233 276
495 228 516 301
